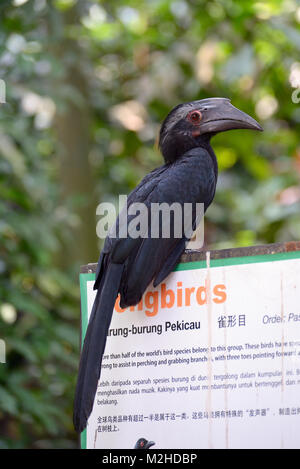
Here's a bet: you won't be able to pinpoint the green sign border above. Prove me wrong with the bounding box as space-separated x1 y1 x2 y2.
79 249 300 449
79 272 95 450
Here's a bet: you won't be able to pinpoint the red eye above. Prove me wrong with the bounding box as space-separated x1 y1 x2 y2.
188 110 202 124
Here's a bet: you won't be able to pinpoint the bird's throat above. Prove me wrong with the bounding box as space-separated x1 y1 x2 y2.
195 136 218 181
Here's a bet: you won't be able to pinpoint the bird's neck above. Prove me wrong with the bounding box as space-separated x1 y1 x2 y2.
195 135 218 181
162 133 218 180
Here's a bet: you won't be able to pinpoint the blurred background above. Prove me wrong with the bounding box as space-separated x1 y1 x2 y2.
0 0 299 448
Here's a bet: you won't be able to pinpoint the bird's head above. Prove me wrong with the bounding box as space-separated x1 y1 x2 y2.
134 437 155 449
159 97 263 163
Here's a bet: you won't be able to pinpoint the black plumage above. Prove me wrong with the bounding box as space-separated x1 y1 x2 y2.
73 98 262 433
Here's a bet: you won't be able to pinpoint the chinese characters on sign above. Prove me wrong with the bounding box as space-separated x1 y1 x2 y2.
80 250 300 448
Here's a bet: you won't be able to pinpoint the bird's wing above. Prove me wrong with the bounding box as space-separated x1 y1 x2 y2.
93 164 170 290
110 148 216 306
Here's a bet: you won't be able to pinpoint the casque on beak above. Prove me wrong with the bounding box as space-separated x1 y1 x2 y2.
199 100 263 134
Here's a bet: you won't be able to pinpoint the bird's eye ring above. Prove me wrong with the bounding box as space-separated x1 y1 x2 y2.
188 110 202 124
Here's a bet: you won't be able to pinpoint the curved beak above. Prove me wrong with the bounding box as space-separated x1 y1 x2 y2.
200 101 263 134
145 440 155 449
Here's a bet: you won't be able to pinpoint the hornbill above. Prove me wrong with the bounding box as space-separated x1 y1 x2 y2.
134 438 155 449
73 98 262 433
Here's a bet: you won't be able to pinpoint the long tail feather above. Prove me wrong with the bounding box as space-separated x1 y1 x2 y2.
73 262 124 433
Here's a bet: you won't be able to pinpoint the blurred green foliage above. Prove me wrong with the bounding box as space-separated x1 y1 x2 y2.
0 0 299 448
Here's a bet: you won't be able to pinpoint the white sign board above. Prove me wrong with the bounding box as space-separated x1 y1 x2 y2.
80 250 300 449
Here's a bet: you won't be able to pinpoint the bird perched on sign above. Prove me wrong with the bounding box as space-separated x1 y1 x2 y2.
134 437 156 449
73 98 262 433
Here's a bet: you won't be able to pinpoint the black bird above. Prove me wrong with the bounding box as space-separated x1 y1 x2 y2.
134 438 156 449
73 98 262 433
